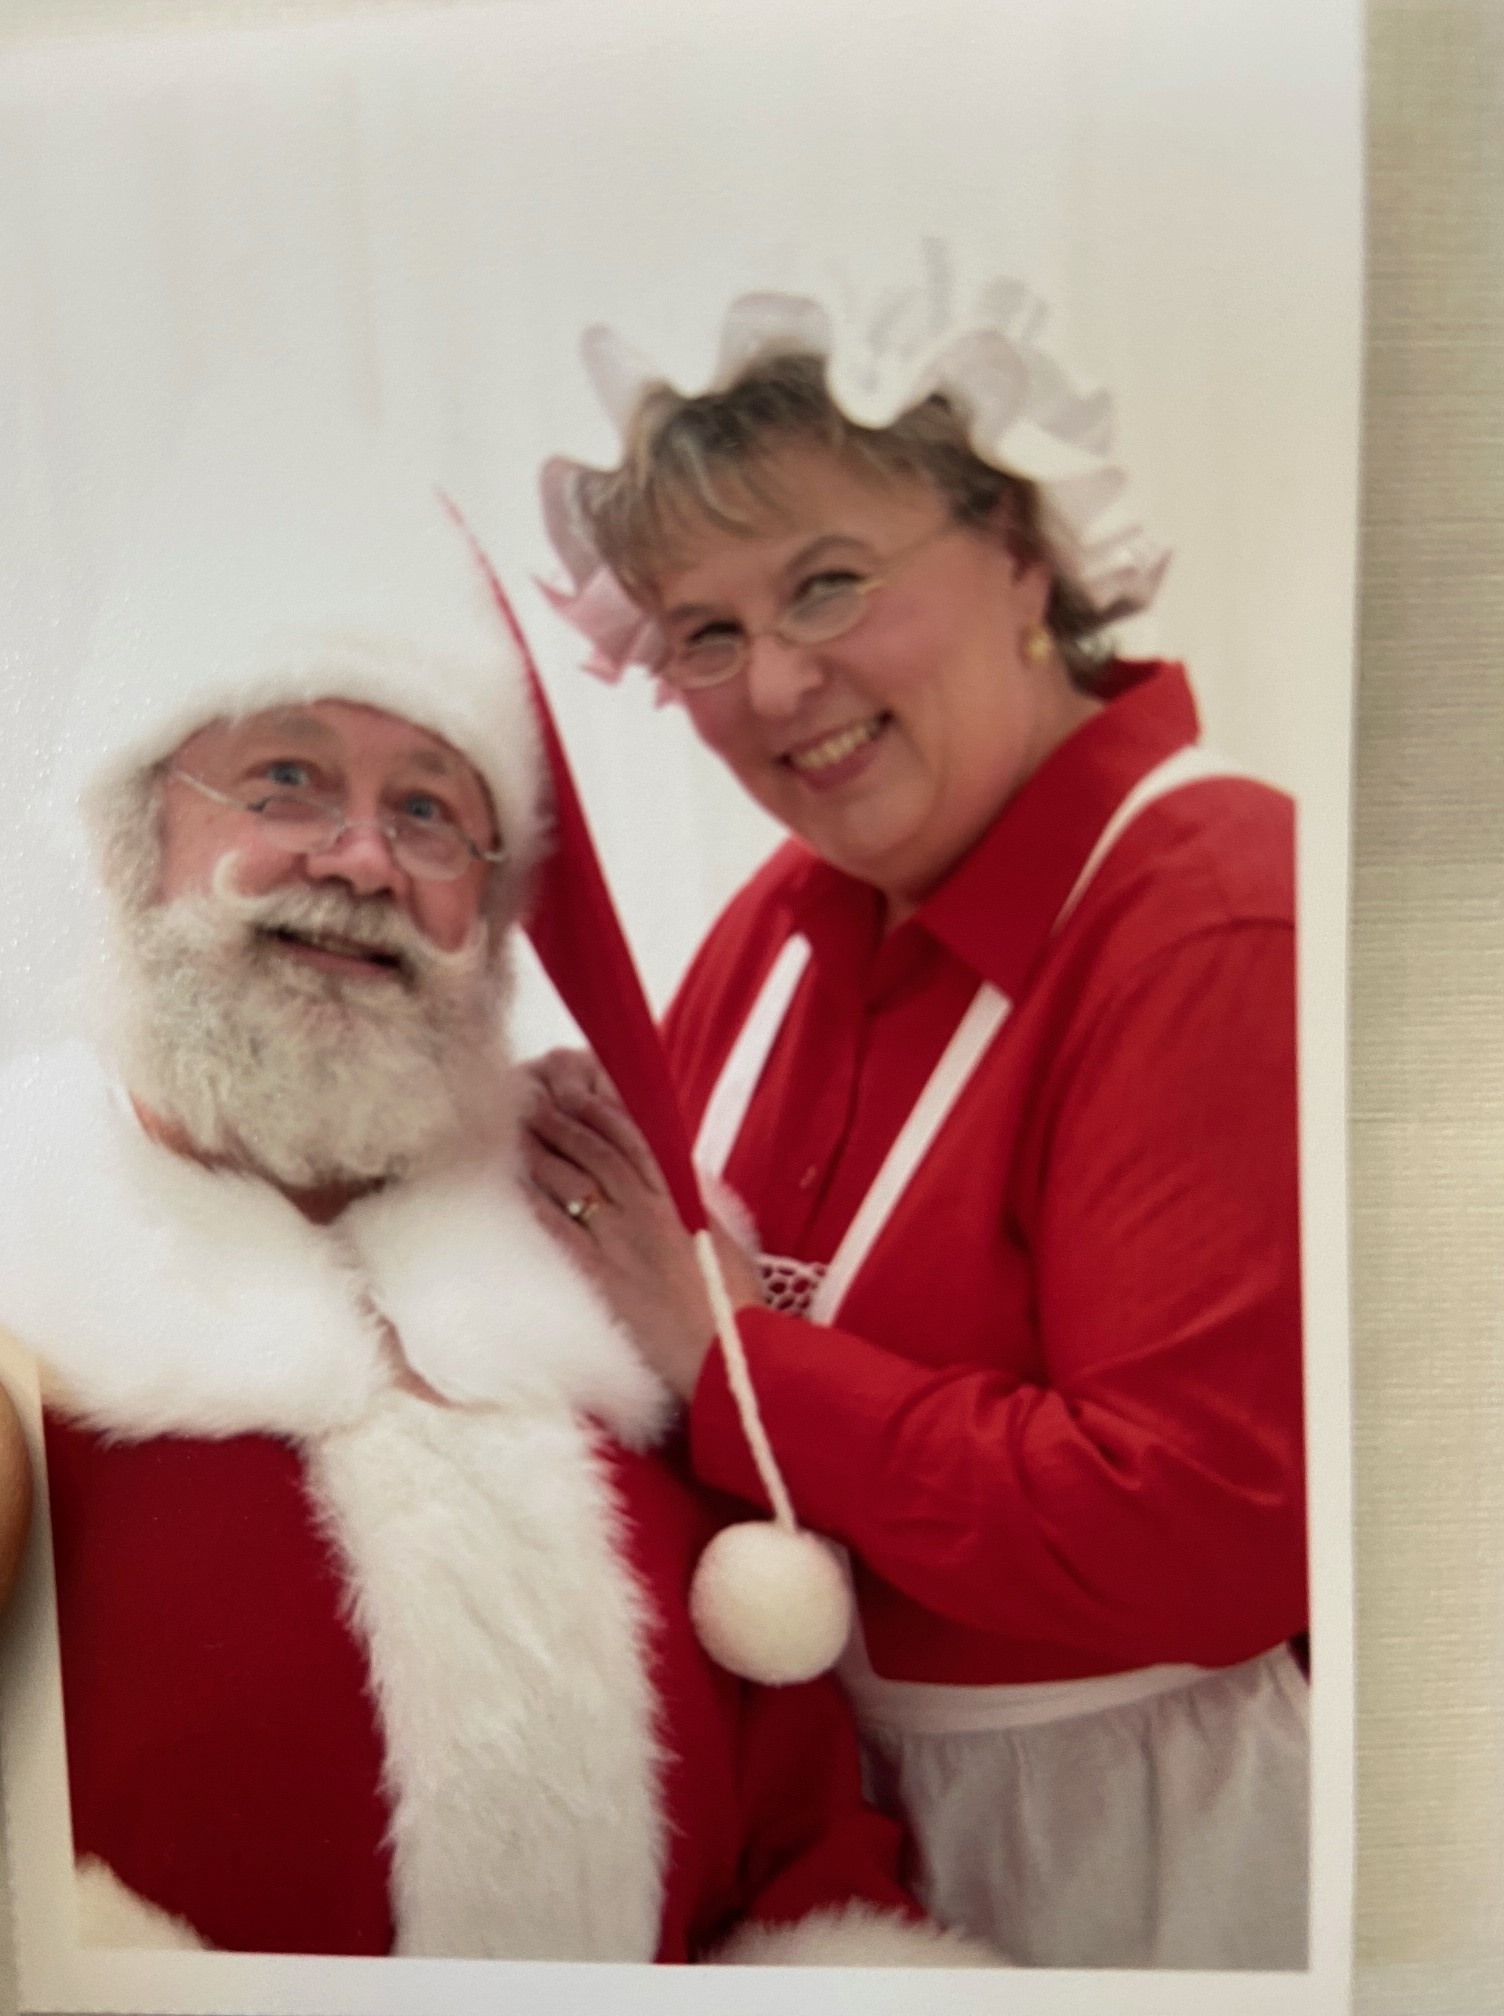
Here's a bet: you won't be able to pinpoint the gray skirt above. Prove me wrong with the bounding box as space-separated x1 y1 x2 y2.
852 1644 1310 1969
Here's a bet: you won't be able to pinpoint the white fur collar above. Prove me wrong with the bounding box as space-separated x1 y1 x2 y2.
0 1042 671 1448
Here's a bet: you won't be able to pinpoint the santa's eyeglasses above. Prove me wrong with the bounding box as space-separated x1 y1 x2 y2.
169 771 506 883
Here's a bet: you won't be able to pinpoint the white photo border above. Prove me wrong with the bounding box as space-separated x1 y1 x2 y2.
0 0 1358 2008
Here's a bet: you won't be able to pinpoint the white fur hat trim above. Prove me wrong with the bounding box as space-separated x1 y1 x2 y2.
53 419 543 874
539 241 1170 682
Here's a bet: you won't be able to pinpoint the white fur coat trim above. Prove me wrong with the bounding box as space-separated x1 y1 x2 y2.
8 1041 672 1958
710 1902 1005 1967
0 1042 670 1447
310 1387 666 1958
74 1859 207 1951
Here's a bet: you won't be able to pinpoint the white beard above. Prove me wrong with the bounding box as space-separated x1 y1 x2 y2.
112 856 515 1189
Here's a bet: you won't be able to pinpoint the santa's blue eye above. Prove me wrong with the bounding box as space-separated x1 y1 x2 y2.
263 759 314 790
398 792 453 827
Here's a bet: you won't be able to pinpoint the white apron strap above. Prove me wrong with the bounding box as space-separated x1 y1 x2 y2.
697 745 1245 1322
1054 743 1246 937
693 933 812 1182
809 983 1012 1324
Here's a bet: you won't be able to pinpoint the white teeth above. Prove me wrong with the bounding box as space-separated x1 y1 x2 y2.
787 717 884 774
270 927 395 964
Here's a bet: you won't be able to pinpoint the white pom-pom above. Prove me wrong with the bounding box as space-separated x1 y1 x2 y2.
689 1521 854 1685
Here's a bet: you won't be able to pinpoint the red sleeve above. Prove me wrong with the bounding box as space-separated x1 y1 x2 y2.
689 922 1306 1669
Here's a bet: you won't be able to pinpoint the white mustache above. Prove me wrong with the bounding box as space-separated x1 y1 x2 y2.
200 853 485 984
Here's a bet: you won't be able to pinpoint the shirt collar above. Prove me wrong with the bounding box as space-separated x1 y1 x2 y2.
917 658 1200 995
782 660 1201 1001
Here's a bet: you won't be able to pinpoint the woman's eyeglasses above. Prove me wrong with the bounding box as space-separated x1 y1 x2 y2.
169 771 506 883
657 521 956 692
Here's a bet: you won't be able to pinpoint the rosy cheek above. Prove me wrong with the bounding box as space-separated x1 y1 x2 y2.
164 833 283 907
213 839 295 900
680 689 745 757
237 839 285 881
415 876 485 953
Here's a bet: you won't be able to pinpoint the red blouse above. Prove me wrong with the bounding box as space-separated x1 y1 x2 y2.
667 662 1307 1686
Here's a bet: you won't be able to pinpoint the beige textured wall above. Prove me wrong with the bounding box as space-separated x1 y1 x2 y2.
1354 1 1504 2009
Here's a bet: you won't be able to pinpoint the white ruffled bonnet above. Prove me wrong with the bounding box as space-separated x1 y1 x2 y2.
539 245 1170 682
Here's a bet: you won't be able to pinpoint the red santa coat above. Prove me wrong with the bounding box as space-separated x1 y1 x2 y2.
669 661 1307 1686
1 1044 975 1966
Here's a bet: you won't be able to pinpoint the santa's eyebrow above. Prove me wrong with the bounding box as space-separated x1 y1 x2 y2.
400 747 470 782
234 712 338 748
222 713 490 828
232 718 467 781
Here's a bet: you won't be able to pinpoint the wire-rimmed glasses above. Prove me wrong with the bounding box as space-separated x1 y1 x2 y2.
657 521 957 691
169 771 506 883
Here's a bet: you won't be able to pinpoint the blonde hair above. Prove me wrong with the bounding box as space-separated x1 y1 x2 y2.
573 352 1118 686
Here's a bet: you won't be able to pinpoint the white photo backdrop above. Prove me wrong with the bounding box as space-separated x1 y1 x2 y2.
0 2 1359 2012
0 0 1359 1056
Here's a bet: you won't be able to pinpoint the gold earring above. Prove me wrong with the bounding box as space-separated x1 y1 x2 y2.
1023 623 1053 665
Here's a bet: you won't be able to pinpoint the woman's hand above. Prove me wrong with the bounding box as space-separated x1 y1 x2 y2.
522 1048 765 1401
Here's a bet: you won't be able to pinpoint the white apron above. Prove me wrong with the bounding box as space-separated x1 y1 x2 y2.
693 746 1310 1969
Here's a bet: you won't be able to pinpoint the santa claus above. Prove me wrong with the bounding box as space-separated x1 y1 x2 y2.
0 440 994 1967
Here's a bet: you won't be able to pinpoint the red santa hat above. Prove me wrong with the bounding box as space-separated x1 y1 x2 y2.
453 513 854 1688
57 419 852 1689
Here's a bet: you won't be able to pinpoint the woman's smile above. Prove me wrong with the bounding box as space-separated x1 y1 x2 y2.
780 712 892 785
657 446 1094 910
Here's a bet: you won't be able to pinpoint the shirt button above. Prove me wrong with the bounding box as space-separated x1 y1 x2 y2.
800 1164 820 1190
